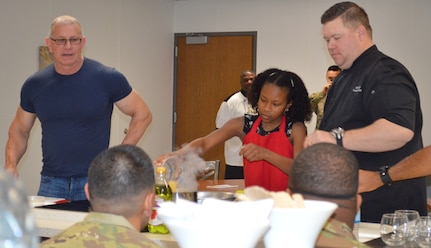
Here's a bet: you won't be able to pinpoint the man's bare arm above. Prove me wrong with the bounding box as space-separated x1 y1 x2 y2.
115 89 152 145
5 107 37 177
359 145 431 193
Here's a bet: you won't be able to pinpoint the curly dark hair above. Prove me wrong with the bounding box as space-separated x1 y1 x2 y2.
248 68 312 122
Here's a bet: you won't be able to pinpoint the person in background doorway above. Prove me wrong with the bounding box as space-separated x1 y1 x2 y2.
157 68 312 191
309 65 341 129
216 70 256 179
4 15 152 201
304 1 426 223
41 145 160 247
288 143 369 248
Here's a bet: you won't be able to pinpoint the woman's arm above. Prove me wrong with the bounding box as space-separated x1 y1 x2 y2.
155 117 244 164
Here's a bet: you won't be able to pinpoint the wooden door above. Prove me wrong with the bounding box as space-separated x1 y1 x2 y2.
174 33 256 178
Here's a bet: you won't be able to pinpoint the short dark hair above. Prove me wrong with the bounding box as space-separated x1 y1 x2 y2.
327 65 341 72
87 145 155 205
289 143 358 199
240 70 255 80
321 2 372 36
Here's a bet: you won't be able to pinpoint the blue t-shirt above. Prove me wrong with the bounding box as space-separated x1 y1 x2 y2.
20 58 132 177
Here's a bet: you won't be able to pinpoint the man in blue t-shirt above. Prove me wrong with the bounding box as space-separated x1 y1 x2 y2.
4 15 152 201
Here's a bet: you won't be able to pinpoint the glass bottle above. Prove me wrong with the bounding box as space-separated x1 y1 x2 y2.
0 171 38 248
148 166 172 234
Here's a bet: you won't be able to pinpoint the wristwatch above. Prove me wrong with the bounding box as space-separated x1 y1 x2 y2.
330 127 344 146
379 165 393 186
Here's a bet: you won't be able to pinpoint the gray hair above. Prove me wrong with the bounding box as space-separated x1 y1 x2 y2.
49 15 83 36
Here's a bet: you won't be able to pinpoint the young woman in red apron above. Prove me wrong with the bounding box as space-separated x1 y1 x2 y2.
156 68 312 192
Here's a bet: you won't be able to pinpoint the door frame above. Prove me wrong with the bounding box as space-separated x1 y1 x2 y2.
172 31 257 148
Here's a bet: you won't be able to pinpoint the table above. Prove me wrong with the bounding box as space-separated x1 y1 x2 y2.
358 222 380 243
33 179 381 246
198 179 244 192
34 180 243 237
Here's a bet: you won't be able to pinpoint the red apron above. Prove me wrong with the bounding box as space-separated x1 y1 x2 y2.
243 116 293 191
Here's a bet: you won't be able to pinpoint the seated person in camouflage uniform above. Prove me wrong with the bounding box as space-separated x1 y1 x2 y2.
41 145 161 248
288 143 369 248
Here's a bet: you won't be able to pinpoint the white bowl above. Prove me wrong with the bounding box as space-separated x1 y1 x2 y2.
163 218 269 248
264 200 338 248
158 198 273 248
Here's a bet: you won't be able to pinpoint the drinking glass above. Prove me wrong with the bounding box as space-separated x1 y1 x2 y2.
380 213 408 246
416 216 431 248
394 209 420 242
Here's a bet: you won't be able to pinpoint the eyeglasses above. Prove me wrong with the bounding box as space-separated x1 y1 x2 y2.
50 37 82 45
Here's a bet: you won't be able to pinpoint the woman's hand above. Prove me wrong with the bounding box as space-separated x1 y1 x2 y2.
240 143 267 162
154 153 175 166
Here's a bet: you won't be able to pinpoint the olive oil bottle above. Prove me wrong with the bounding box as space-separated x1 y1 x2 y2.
148 166 172 234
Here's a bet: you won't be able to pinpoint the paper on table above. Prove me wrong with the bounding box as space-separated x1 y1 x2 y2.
28 196 66 207
206 184 238 189
357 222 381 243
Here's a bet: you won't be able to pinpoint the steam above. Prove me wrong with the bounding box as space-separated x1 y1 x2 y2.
162 147 206 192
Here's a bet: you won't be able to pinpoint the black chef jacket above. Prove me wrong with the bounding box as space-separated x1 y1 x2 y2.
320 45 427 223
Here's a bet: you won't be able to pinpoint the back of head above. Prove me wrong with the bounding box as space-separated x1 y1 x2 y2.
321 1 372 37
87 144 155 215
289 143 358 200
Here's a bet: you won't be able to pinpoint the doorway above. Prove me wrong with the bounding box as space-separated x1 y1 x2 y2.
173 32 257 178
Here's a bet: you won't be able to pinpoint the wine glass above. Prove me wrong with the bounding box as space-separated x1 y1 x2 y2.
380 213 408 246
394 209 420 242
416 216 431 248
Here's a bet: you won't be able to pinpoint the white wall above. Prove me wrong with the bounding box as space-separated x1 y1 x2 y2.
1 0 430 195
0 0 175 195
174 0 431 144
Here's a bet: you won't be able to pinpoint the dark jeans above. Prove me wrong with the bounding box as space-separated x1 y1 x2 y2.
38 175 87 201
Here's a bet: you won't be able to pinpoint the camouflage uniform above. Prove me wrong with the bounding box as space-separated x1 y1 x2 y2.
316 218 370 248
309 91 326 130
40 212 161 248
